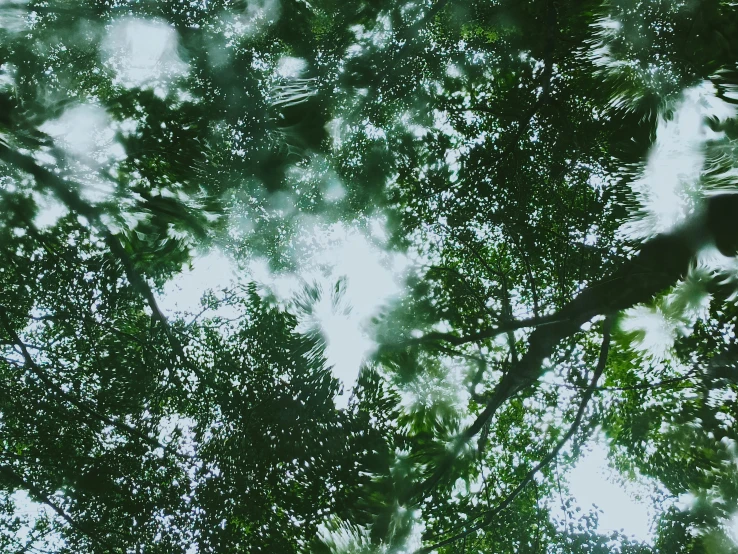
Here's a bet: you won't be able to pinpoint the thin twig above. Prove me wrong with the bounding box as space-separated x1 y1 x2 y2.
388 313 562 349
427 266 496 318
0 144 202 382
0 308 176 455
554 368 698 392
0 466 112 552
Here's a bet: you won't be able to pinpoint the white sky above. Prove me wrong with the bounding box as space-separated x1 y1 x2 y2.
156 218 408 409
316 439 664 553
569 75 736 538
156 248 238 318
8 490 63 551
729 512 738 545
252 219 408 408
101 18 188 91
564 439 658 543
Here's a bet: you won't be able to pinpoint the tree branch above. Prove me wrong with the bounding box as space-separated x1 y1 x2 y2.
0 308 175 455
385 313 563 350
0 144 202 382
0 465 112 552
426 266 496 319
555 367 699 392
398 214 703 506
504 225 540 320
416 317 612 553
498 0 558 162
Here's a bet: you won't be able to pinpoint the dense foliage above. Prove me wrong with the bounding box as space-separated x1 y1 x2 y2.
1 0 738 552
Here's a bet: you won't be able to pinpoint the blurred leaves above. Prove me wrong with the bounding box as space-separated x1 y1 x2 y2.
1 0 738 552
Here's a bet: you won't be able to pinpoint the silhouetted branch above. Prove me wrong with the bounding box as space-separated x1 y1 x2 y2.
427 266 496 318
0 308 173 454
0 144 202 382
556 367 699 392
0 465 110 552
417 317 612 553
498 0 558 161
384 313 563 351
503 225 540 319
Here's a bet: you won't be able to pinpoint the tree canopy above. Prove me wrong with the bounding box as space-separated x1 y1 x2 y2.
1 0 738 552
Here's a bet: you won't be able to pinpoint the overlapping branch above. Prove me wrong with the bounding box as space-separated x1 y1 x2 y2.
402 223 700 503
0 465 112 552
416 317 612 553
0 144 202 382
0 308 172 453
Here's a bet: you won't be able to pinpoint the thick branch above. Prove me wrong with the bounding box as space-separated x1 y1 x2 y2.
410 231 694 497
417 318 612 553
415 230 695 350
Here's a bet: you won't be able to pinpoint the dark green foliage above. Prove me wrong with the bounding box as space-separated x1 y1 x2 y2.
1 0 738 552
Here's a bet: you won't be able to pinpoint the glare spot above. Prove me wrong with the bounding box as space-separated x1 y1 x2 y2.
0 62 16 89
318 508 424 553
369 215 389 243
276 56 307 79
595 15 622 36
322 177 346 202
661 266 712 332
248 258 301 300
698 247 738 301
115 117 139 137
270 77 317 108
32 192 68 229
675 492 697 511
326 117 345 149
158 415 197 457
223 0 281 39
40 104 124 164
317 520 370 553
620 305 677 361
446 63 463 78
350 14 393 49
102 18 188 89
37 104 122 203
